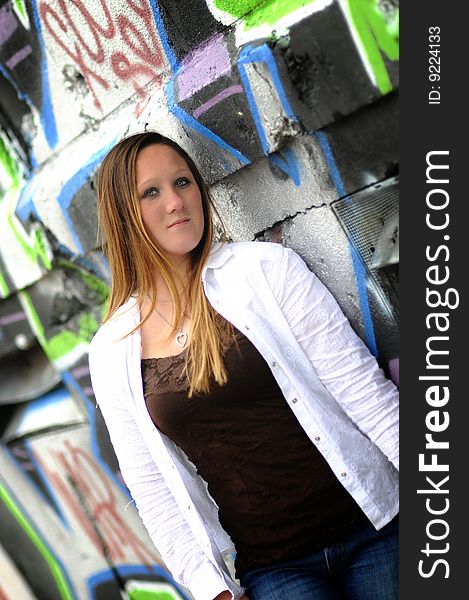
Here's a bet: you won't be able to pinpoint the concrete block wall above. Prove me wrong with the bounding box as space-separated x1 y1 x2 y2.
0 1 399 598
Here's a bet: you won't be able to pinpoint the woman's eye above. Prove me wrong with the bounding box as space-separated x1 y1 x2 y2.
143 187 158 198
175 178 190 188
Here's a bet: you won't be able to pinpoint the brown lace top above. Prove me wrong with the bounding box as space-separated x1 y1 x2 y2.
141 320 365 575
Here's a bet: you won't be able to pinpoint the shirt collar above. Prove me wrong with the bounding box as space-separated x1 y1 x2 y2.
203 242 233 273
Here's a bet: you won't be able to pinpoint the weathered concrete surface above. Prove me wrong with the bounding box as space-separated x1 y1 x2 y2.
0 1 399 597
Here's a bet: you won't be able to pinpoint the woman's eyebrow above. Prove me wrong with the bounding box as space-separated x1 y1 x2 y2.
139 167 190 185
137 178 159 193
137 168 191 191
173 166 191 175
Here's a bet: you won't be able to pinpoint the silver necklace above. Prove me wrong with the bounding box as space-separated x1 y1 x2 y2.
154 308 188 348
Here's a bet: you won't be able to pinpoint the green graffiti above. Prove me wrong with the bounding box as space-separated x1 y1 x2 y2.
78 312 99 341
46 311 99 361
7 211 52 271
128 591 178 600
19 291 99 363
34 226 53 269
0 136 20 190
0 271 9 298
47 330 85 362
78 271 109 304
19 260 108 360
57 259 109 305
215 0 398 94
345 0 399 94
215 0 317 28
0 481 74 600
18 291 49 353
13 0 28 21
1 135 50 272
214 0 263 18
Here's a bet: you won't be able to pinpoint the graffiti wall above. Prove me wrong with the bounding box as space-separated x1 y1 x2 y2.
0 1 399 598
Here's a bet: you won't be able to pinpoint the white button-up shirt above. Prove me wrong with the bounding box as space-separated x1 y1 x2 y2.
89 241 399 600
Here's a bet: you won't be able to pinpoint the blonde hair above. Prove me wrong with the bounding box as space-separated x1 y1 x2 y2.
97 131 231 396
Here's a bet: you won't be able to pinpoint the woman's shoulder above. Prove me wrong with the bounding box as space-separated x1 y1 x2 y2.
207 242 300 285
216 242 314 293
216 240 289 264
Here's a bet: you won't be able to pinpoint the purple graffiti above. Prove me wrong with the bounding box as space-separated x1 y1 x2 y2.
193 85 243 118
0 2 18 47
6 44 32 69
177 33 231 101
71 365 90 379
0 311 27 326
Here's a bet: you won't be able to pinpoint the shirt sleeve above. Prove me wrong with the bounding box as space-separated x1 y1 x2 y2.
88 335 245 600
274 247 399 470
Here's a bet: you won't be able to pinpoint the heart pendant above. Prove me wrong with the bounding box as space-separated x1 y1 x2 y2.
176 331 188 348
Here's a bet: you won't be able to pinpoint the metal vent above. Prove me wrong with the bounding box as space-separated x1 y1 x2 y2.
332 176 399 319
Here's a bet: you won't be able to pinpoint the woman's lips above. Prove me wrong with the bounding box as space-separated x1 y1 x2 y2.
168 218 190 229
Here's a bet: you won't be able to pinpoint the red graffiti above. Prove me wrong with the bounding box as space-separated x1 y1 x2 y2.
38 440 161 567
39 0 165 113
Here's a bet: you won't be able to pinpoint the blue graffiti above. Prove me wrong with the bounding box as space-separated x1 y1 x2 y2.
29 0 58 148
16 174 41 221
166 77 250 166
147 0 178 71
315 130 378 357
238 44 297 155
56 141 117 255
268 148 301 186
4 439 69 527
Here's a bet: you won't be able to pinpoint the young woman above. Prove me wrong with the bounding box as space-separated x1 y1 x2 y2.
89 131 399 600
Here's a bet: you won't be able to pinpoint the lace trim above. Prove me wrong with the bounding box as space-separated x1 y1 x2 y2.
141 321 242 396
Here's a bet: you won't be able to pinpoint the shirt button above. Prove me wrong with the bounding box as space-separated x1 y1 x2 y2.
292 398 298 403
314 436 320 441
245 325 250 330
271 361 277 367
341 472 347 477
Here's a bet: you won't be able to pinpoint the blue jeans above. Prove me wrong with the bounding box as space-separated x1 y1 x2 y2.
238 517 399 600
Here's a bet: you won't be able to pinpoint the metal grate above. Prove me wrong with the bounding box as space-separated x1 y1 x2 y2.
332 177 399 319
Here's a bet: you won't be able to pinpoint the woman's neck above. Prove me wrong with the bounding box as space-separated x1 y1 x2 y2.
151 259 191 304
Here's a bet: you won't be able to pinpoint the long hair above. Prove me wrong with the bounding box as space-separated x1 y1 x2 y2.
97 131 231 396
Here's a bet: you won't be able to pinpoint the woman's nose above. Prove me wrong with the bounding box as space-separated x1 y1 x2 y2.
164 188 184 212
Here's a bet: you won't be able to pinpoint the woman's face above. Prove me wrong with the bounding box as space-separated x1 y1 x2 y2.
136 144 205 264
